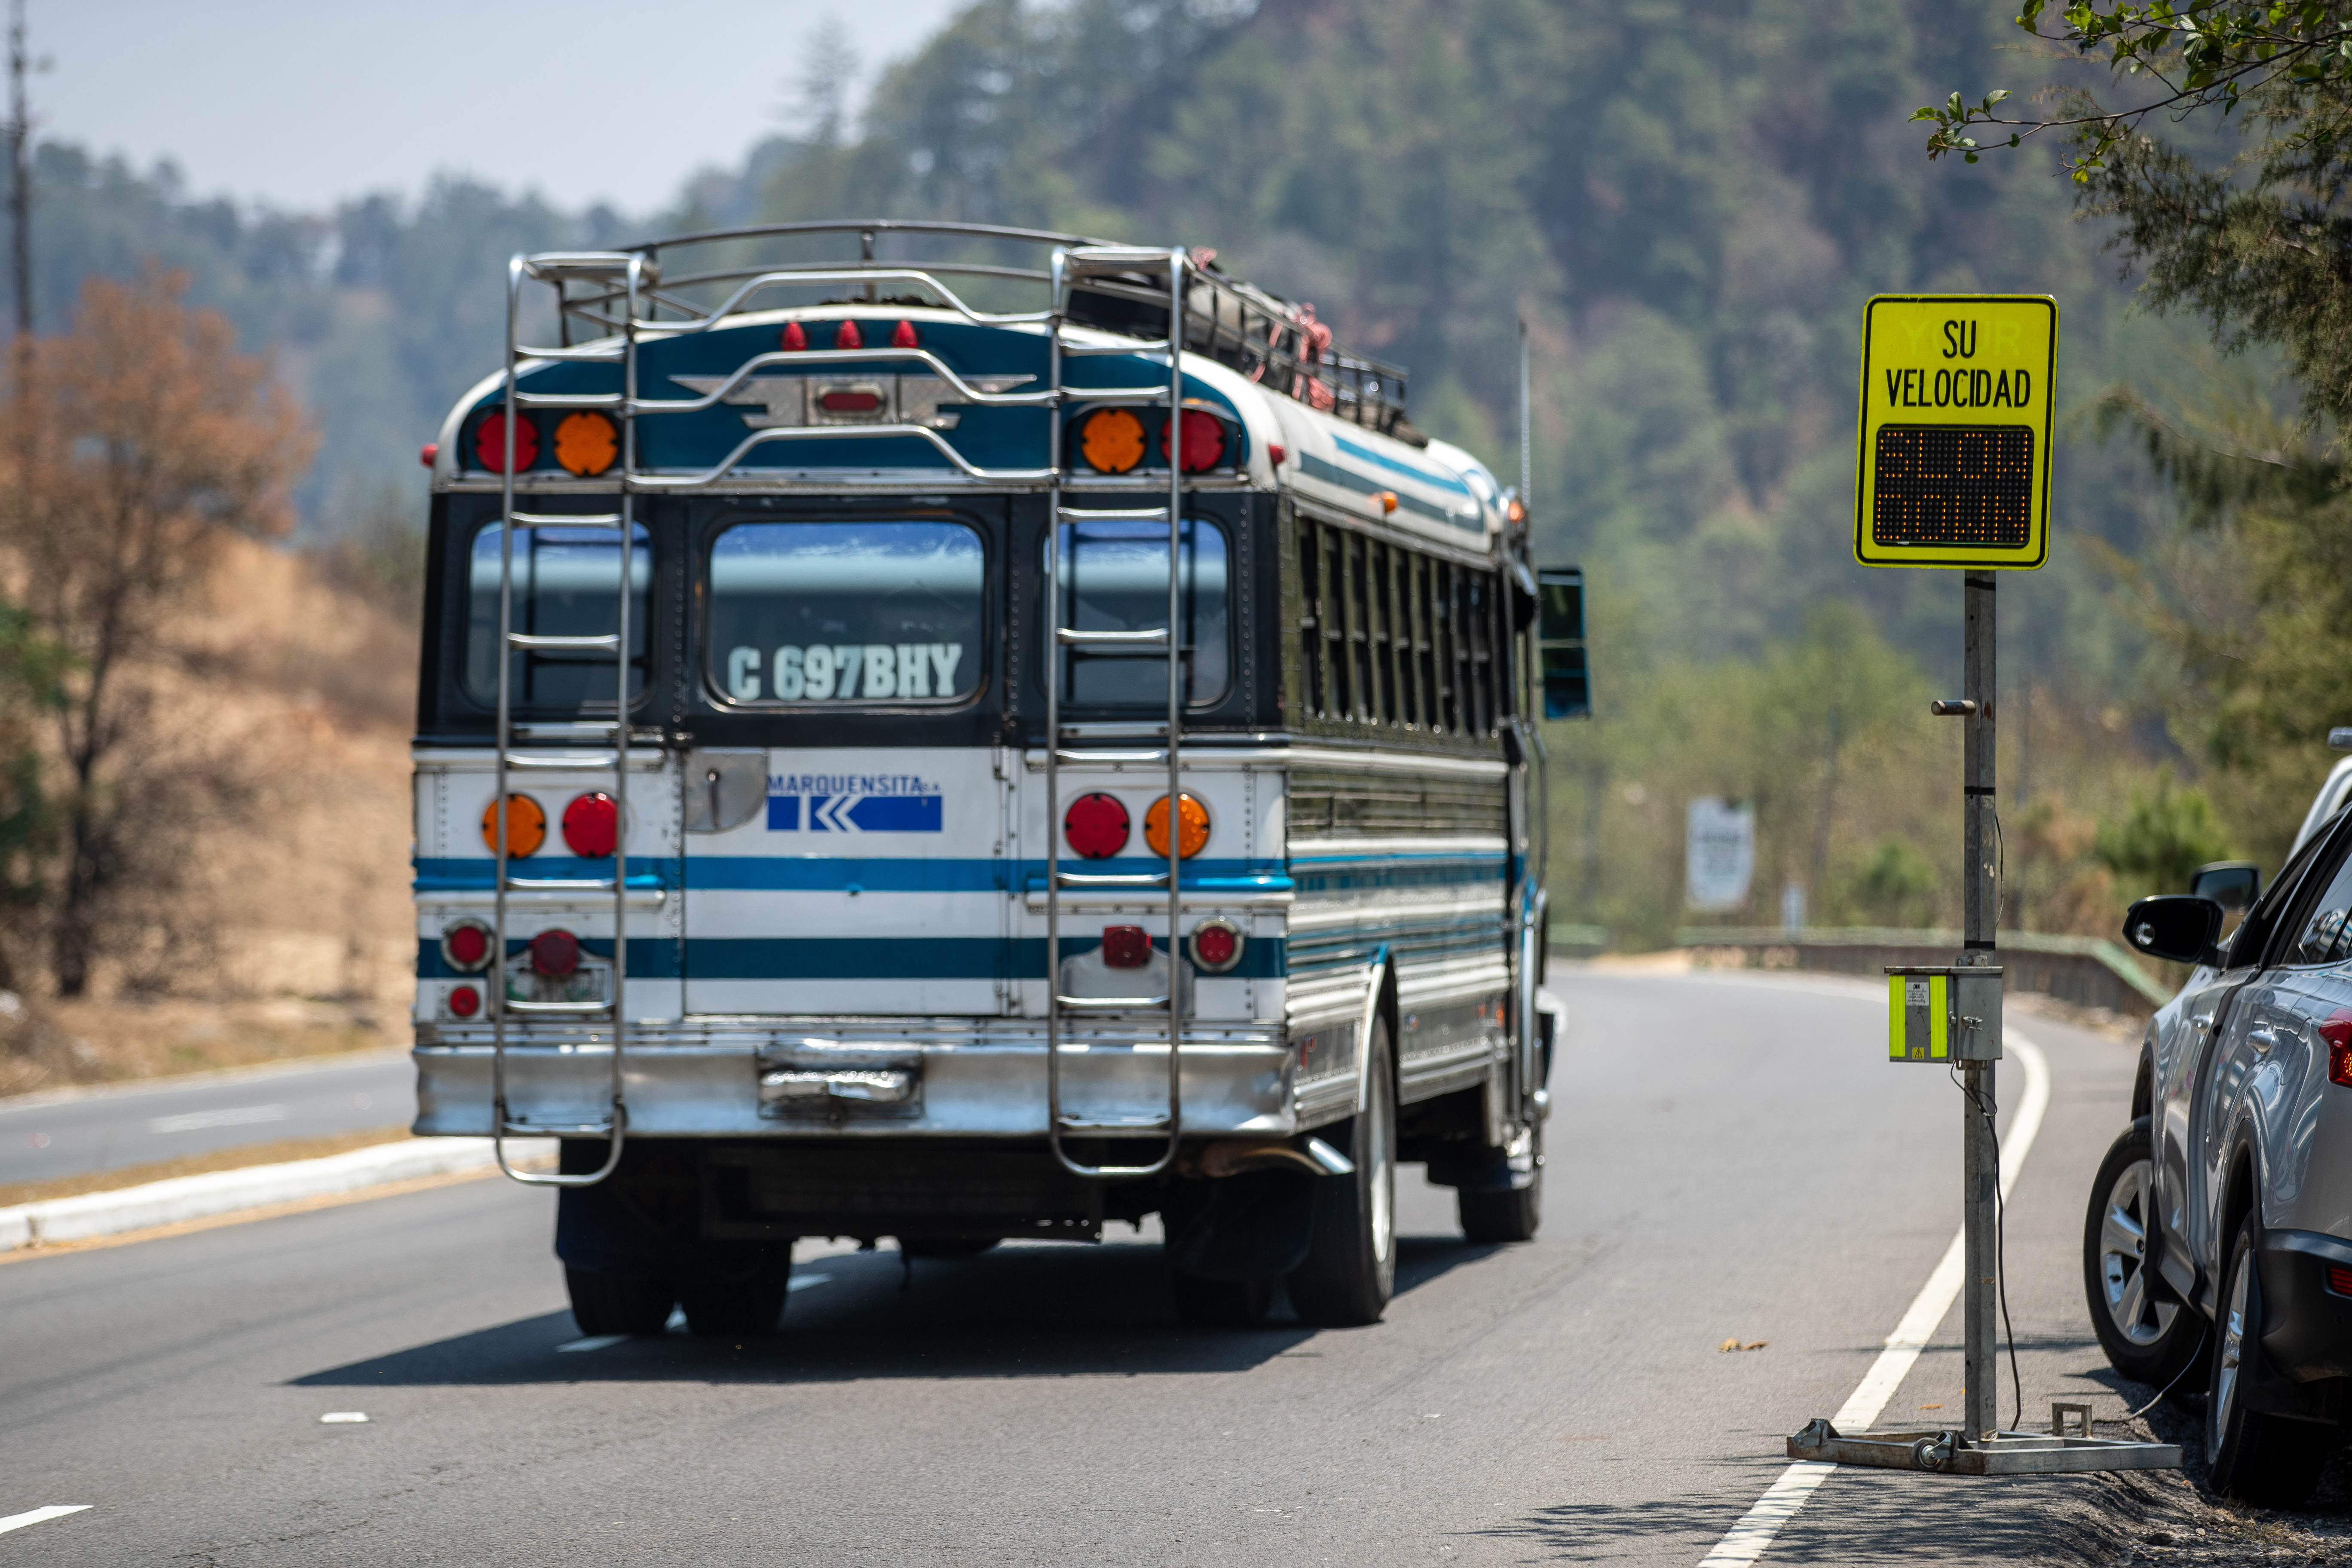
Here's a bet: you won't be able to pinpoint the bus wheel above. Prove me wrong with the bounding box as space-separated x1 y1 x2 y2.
1458 1123 1542 1244
679 1269 791 1337
1170 1271 1274 1326
564 1266 674 1337
1287 1016 1396 1326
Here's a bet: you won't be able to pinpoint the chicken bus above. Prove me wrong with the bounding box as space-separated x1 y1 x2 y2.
407 220 1589 1334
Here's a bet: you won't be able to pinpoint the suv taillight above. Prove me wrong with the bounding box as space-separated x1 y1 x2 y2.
2324 1012 2352 1087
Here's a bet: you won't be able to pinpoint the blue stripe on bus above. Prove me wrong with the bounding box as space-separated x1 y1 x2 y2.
417 935 1286 981
1330 433 1476 498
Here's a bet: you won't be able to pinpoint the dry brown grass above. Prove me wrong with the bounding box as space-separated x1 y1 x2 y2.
0 1124 413 1209
0 534 419 1097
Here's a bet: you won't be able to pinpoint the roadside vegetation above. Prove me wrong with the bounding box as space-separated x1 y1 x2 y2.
7 0 2340 1039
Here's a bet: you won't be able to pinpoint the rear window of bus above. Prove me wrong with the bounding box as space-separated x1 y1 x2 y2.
706 520 986 706
1052 515 1230 707
462 520 653 710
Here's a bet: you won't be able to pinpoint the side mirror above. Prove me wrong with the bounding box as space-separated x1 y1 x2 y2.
2122 895 2226 966
1535 566 1589 720
2189 860 2260 910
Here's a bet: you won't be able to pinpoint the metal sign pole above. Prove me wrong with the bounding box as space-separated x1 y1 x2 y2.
1960 570 1998 1442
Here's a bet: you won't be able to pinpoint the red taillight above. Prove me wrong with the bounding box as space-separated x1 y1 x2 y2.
1101 925 1151 969
818 389 882 414
562 791 619 858
892 319 920 348
2325 1011 2352 1087
420 442 438 468
1064 793 1130 859
2327 1265 2352 1298
531 929 581 978
1268 442 1286 466
780 321 808 351
447 984 481 1019
442 920 492 972
1166 409 1227 472
474 410 538 472
836 320 864 350
1190 918 1243 973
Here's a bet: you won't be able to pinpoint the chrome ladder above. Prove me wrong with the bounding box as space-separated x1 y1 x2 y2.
1043 246 1191 1179
487 251 652 1188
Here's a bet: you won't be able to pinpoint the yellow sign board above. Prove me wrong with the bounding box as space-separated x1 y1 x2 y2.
1854 294 2057 570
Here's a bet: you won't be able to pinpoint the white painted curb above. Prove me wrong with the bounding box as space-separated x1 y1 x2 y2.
0 1137 559 1252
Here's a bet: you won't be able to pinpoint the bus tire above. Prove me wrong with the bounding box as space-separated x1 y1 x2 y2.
678 1268 791 1338
1458 1124 1542 1244
1170 1271 1274 1326
564 1266 674 1337
1287 1016 1396 1326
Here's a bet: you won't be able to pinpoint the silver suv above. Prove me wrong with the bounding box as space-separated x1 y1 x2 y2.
2093 827 2352 1506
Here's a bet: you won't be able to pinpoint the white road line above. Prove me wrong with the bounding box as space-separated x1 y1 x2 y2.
0 1505 92 1535
789 1272 830 1292
556 1334 628 1353
1697 1032 2052 1567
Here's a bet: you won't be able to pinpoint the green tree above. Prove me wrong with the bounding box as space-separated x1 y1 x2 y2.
2095 770 2233 899
1852 838 1938 926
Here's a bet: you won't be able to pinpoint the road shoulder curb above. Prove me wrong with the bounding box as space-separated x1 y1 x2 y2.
0 1136 559 1252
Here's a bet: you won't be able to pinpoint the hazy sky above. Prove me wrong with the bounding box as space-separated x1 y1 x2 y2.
37 1 965 214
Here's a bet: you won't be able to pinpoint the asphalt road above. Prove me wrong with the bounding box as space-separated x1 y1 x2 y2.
0 970 2206 1565
0 1050 415 1188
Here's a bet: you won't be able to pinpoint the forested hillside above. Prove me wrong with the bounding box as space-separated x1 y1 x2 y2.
16 0 2242 951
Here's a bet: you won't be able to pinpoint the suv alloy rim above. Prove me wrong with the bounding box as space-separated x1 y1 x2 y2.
2210 1246 2249 1453
2097 1156 2177 1346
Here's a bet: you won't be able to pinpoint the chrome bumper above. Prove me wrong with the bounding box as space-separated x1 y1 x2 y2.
412 1016 1294 1139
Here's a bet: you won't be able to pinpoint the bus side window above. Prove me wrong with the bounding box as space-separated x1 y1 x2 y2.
1324 525 1352 721
1296 516 1325 718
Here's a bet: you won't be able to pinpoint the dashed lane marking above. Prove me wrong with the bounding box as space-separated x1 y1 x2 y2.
0 1505 92 1536
1696 1033 2051 1567
555 1334 628 1354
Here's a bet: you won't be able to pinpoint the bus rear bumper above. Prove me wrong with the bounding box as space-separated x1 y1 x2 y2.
410 1017 1295 1139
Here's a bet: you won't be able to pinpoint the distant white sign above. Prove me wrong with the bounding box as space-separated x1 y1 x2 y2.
1686 798 1756 913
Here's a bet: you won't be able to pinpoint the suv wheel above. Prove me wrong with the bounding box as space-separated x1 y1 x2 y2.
2206 1212 2333 1507
2082 1118 2205 1390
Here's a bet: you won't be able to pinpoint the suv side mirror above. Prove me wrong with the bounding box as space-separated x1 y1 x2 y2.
2123 895 2226 966
1536 567 1589 720
2190 860 2260 910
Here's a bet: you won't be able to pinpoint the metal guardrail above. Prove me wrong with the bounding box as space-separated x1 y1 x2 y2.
1667 926 2174 1017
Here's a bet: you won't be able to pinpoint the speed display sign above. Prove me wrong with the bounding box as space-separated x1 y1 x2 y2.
1854 295 2057 569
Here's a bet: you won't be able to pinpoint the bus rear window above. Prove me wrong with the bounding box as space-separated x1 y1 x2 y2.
464 521 652 710
707 521 985 704
1054 517 1229 707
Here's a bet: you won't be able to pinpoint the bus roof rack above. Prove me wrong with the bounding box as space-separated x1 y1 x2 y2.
541 218 1417 443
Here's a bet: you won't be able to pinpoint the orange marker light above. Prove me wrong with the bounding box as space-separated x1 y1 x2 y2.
1376 490 1399 515
552 411 620 476
481 793 547 858
1144 792 1210 859
1080 408 1146 473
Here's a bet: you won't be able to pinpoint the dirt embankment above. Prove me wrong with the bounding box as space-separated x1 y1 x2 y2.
0 537 418 1097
